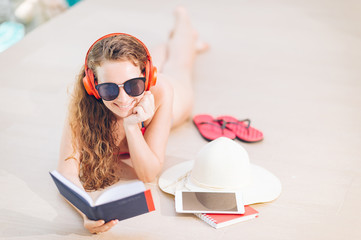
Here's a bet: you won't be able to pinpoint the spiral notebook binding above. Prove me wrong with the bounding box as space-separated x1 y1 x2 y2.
194 213 217 228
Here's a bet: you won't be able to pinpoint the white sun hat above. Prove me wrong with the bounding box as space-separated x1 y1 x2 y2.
158 137 282 205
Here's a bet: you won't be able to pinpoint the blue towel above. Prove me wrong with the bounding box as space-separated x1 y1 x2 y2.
66 0 82 7
0 21 25 53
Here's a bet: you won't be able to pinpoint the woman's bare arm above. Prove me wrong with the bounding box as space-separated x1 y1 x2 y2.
57 119 83 189
124 76 173 182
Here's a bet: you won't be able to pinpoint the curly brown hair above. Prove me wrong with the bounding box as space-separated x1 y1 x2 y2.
67 34 148 190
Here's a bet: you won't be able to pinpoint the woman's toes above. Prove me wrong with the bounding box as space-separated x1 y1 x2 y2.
196 40 210 53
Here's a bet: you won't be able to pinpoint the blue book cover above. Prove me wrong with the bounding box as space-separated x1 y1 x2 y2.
50 170 155 222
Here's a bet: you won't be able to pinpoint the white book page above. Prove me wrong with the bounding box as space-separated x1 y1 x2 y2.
94 180 146 206
51 170 94 205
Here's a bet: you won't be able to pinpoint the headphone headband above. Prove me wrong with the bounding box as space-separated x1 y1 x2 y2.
84 33 152 71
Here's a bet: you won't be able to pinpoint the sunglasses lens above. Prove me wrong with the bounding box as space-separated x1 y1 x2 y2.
97 83 119 101
124 78 145 97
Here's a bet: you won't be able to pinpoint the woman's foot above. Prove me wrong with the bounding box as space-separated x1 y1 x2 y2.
151 7 209 72
167 6 209 68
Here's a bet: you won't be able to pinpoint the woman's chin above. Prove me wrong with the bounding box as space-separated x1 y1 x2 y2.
113 110 132 119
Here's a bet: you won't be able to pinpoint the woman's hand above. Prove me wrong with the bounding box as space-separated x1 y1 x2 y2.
84 218 118 234
124 91 155 126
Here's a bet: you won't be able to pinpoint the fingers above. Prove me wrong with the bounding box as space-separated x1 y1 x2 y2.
94 219 118 234
133 106 146 117
84 219 119 234
136 91 155 118
124 92 155 126
138 91 154 110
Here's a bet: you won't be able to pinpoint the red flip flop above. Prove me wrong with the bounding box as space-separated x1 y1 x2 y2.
216 115 264 143
193 114 236 141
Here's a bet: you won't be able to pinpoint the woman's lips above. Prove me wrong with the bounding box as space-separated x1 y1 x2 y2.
114 100 135 109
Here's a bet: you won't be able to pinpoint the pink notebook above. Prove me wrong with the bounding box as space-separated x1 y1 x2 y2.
194 205 259 229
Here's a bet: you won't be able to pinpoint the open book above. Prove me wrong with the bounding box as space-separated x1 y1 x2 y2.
50 170 155 222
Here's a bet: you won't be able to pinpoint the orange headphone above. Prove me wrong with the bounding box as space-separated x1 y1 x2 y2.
82 33 157 99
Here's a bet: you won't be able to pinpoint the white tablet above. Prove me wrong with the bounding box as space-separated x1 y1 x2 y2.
175 190 245 214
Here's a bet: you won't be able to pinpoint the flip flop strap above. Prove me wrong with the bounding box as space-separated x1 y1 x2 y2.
198 121 227 131
218 119 251 129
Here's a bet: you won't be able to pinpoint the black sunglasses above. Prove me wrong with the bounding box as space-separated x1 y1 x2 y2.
95 77 146 101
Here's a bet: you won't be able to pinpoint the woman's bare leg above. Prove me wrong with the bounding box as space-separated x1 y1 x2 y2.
151 44 168 73
153 7 208 128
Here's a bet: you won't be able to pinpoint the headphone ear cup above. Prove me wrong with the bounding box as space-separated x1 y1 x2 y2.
148 65 157 89
83 69 101 99
145 60 157 91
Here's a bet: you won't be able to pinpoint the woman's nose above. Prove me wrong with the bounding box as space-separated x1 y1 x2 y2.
116 86 129 101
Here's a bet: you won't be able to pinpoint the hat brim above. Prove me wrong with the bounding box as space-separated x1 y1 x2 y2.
158 161 282 205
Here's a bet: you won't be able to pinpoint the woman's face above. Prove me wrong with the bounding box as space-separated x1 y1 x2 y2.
96 60 144 119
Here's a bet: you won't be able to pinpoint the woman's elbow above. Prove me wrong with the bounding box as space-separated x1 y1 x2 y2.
140 166 163 183
139 172 159 183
